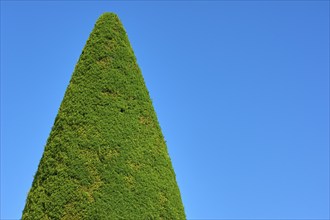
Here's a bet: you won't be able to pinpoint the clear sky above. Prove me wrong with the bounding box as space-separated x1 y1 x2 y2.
1 1 329 219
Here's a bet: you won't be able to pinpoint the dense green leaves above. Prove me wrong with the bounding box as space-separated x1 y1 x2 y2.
22 13 185 220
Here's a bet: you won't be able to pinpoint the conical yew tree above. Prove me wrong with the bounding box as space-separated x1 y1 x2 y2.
22 13 185 219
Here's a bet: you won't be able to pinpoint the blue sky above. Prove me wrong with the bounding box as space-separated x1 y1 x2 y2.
1 1 329 219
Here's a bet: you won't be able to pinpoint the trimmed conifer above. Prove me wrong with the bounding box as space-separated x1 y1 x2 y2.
22 13 185 219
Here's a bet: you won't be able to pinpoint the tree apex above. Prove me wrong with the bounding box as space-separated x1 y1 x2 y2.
98 12 119 20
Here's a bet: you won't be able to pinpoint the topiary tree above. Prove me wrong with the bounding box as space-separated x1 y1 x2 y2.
22 13 185 220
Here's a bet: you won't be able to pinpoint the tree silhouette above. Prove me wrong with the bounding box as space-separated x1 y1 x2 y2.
22 13 185 220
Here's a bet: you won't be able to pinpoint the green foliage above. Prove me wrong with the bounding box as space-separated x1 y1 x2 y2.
22 13 185 220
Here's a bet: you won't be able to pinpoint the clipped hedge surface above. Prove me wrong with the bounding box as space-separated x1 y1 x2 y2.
22 13 185 220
